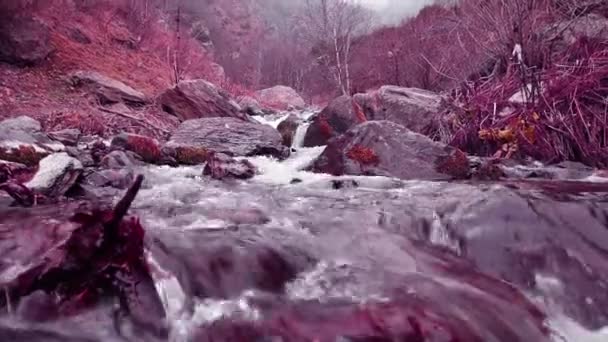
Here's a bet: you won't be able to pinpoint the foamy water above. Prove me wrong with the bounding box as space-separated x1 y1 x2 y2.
134 110 608 342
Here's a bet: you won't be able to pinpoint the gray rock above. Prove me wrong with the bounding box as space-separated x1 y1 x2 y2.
354 86 445 134
158 79 244 121
48 128 81 146
311 121 469 180
0 116 64 166
64 146 95 167
168 117 289 159
0 16 52 66
255 85 305 110
84 169 135 189
100 150 141 169
69 71 148 106
0 116 41 133
26 152 83 197
304 95 365 147
110 133 161 163
203 153 257 180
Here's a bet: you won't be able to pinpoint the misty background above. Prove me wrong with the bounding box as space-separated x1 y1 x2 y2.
356 0 438 25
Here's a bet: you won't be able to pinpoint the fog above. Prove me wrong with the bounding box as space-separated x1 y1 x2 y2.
355 0 438 25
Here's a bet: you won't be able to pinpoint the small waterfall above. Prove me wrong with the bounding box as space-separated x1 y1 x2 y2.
291 122 311 149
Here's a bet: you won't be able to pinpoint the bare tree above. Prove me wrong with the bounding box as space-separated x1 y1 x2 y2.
300 0 372 95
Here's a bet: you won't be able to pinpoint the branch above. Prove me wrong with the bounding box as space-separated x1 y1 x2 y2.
419 54 460 82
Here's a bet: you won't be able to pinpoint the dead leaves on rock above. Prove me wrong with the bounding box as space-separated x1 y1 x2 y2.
346 145 380 166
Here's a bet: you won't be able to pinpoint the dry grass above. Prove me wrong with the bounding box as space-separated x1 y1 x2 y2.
429 37 608 167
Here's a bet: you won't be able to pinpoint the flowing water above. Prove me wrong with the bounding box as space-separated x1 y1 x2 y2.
128 111 608 341
3 110 608 341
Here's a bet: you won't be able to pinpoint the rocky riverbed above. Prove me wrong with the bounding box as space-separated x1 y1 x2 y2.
1 111 608 342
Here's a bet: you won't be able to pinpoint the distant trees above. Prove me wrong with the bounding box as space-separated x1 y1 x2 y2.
298 0 372 95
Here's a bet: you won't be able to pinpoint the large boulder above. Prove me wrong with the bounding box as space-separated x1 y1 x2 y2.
0 16 52 66
311 121 470 180
0 116 64 166
26 152 83 197
255 85 305 110
167 117 289 159
158 79 244 121
68 71 148 106
303 95 367 147
353 86 445 134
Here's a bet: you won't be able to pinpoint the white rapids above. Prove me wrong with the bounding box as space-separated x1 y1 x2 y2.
131 109 608 342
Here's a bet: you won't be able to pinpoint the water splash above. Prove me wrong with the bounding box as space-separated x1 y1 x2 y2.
549 316 608 342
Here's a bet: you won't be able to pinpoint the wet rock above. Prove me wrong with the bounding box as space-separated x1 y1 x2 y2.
158 79 245 121
255 85 306 110
0 160 28 183
501 160 595 181
193 273 550 342
160 145 211 166
304 95 366 147
0 165 8 184
420 185 608 329
148 228 310 300
48 128 81 146
311 121 470 180
100 150 141 169
26 152 83 197
68 70 148 106
0 16 52 66
111 133 161 164
203 153 257 180
84 169 135 189
0 116 64 166
168 117 289 159
16 290 58 322
90 140 110 165
0 182 35 207
354 86 445 134
64 146 95 167
276 114 300 147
